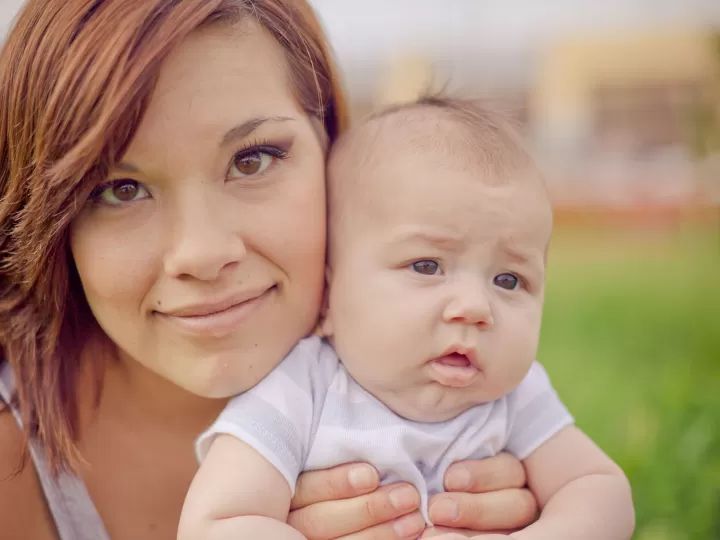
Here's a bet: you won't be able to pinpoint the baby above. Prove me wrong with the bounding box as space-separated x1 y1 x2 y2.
178 98 635 540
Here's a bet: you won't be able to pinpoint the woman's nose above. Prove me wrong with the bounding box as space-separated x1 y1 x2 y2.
163 191 247 281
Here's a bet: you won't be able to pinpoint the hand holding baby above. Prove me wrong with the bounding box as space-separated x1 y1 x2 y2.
421 530 512 539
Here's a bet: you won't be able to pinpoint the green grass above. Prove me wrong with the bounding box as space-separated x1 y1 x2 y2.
538 225 720 540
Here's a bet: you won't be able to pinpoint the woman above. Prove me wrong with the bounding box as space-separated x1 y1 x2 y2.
0 1 539 538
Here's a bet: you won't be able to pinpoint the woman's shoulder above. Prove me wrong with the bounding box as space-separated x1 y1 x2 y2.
0 411 59 539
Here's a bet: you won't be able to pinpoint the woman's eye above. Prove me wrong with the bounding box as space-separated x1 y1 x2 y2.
229 150 275 178
411 260 441 275
90 180 150 206
494 273 520 290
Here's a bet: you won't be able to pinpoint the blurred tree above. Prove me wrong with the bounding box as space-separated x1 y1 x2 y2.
688 32 720 235
689 33 720 159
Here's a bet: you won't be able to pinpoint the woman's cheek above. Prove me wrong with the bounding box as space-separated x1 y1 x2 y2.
69 210 161 318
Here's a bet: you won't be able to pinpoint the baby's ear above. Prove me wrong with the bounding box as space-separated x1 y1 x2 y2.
315 266 333 337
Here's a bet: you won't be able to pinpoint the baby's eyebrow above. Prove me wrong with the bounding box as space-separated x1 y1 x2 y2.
499 244 545 271
388 230 464 250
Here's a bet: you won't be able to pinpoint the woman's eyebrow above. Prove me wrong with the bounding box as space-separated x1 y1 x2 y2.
115 162 139 173
220 116 295 146
113 116 297 173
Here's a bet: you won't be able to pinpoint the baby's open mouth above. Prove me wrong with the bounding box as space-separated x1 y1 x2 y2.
428 353 479 388
437 353 472 368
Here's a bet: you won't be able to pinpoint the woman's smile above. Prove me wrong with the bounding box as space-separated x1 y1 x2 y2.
154 284 277 338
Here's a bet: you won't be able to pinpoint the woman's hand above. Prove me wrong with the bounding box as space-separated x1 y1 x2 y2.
420 530 502 538
288 463 426 539
420 533 512 539
287 453 538 540
425 453 538 535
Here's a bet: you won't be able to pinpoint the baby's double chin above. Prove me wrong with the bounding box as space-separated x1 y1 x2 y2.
379 383 483 424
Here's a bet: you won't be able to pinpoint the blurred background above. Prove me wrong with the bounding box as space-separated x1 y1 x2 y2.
2 1 719 538
311 3 720 539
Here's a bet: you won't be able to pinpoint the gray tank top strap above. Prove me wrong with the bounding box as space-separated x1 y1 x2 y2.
0 362 111 540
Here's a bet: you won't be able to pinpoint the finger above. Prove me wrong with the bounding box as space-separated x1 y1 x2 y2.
444 453 526 493
288 483 421 540
291 463 380 510
336 512 426 540
422 529 510 539
428 489 538 532
420 530 472 539
420 526 476 537
469 533 516 537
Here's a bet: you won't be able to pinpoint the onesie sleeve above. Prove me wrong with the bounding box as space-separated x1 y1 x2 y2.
196 336 339 494
504 361 575 460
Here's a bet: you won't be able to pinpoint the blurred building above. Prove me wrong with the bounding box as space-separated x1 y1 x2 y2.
530 29 720 209
367 28 720 210
533 29 717 157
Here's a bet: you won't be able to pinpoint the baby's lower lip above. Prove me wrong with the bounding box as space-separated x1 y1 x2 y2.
428 354 479 388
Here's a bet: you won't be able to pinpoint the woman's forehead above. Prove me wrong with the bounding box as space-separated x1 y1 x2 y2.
128 21 300 153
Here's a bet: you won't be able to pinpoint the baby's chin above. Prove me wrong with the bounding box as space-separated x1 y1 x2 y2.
377 383 494 424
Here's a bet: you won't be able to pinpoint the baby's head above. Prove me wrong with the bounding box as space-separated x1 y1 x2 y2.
323 97 552 422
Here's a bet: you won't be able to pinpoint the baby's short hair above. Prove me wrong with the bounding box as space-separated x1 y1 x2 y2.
335 94 538 184
326 95 546 234
325 96 549 261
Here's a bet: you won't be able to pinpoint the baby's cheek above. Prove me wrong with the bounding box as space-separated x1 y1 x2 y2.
332 275 386 328
512 303 543 352
507 333 539 383
485 326 537 396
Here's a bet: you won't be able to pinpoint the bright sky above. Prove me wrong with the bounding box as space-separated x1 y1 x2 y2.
309 0 720 92
4 0 719 46
310 0 720 57
2 0 719 92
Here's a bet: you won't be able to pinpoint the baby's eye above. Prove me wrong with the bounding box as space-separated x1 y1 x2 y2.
90 179 150 206
494 273 520 290
411 260 441 275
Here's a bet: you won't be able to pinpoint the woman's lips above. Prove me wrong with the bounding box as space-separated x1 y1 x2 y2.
428 353 479 388
155 286 275 338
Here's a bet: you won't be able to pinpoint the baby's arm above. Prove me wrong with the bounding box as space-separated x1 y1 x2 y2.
177 434 306 540
508 426 634 540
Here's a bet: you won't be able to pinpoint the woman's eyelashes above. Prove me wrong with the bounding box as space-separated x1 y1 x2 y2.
89 179 150 207
88 142 292 208
227 141 289 181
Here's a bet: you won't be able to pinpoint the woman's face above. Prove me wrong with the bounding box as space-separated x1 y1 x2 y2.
69 21 327 398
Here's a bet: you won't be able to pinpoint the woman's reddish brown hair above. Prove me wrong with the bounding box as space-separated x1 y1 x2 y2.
0 0 349 474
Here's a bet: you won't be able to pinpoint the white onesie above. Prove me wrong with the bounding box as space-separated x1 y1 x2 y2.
198 336 573 522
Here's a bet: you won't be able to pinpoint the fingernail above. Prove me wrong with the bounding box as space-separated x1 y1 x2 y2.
389 486 419 511
429 497 459 522
348 465 377 490
445 465 471 491
392 513 426 538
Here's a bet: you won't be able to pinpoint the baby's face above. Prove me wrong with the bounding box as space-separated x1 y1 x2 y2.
324 134 552 422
